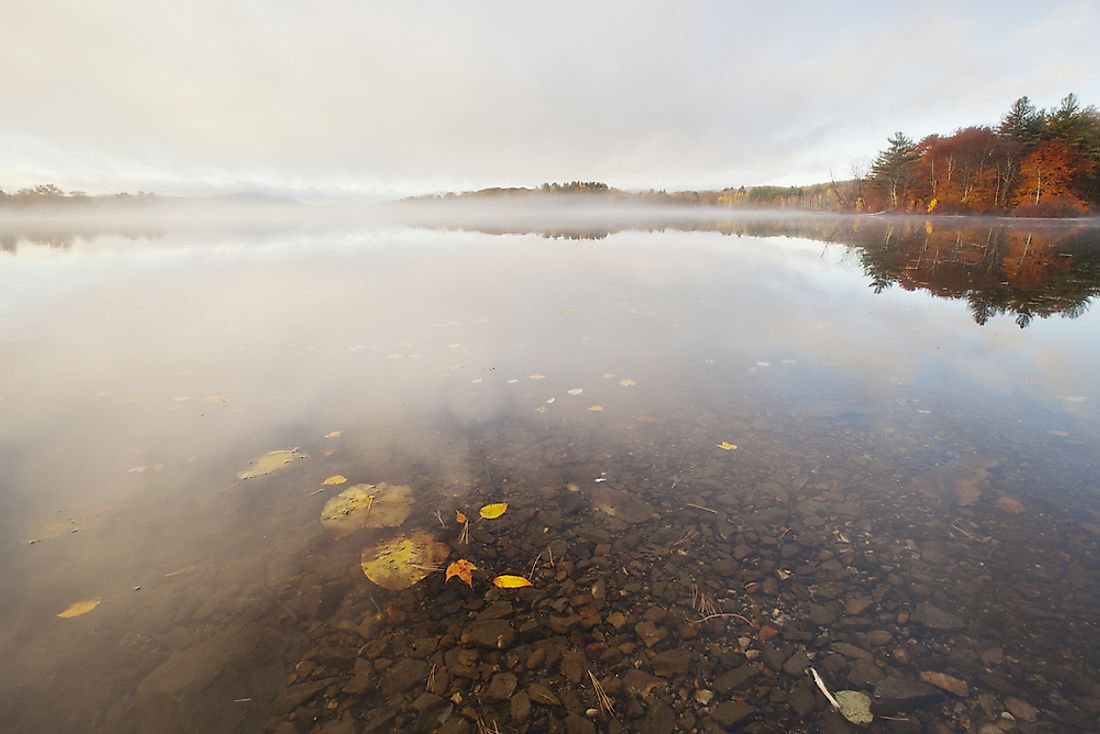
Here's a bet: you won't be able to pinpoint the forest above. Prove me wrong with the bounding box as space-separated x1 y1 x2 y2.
415 94 1100 217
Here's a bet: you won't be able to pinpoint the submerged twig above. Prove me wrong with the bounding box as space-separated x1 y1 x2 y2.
529 553 542 580
672 528 699 546
691 612 754 626
685 503 717 514
588 670 615 715
435 509 446 528
950 523 981 541
809 666 841 709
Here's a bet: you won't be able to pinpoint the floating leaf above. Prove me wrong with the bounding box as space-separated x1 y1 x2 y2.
835 690 873 725
320 482 412 537
57 597 102 619
455 510 468 524
445 559 477 588
324 431 342 439
603 373 616 379
528 373 546 380
360 530 450 590
587 405 605 412
568 388 583 396
492 575 533 589
717 441 738 451
323 475 348 486
479 502 508 520
322 448 336 457
237 449 306 480
618 379 636 387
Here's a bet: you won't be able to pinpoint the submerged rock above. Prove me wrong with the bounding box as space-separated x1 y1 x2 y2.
872 676 944 714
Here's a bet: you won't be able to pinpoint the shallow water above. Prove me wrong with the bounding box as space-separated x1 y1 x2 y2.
1 214 1098 733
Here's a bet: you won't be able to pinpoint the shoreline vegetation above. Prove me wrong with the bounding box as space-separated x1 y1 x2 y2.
3 95 1098 218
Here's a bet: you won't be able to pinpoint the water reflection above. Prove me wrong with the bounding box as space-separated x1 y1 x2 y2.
9 214 1099 329
0 214 1098 733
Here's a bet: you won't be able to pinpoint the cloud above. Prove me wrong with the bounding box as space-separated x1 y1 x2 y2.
1 1 1097 198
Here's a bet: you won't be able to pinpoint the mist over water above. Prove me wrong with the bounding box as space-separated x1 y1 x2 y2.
1 209 1099 732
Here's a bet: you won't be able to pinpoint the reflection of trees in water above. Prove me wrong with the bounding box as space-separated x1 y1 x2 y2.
843 221 1100 328
461 215 1100 328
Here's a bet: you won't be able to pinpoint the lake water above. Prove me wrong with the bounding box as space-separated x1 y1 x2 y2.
1 213 1098 733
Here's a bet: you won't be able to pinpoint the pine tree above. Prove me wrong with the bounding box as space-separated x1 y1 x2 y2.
870 132 920 209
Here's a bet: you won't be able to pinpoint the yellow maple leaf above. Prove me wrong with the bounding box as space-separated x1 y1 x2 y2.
717 441 738 451
479 502 508 520
455 510 468 524
323 475 348 485
445 559 477 587
492 575 533 589
57 597 102 619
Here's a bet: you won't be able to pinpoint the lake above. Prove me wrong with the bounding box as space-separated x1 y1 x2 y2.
1 212 1098 733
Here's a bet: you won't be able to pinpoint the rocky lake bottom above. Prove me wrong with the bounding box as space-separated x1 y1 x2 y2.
0 216 1098 733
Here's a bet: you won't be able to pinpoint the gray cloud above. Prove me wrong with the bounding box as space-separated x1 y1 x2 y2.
2 1 1097 199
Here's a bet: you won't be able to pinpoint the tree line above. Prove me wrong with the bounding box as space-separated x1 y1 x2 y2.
857 93 1100 216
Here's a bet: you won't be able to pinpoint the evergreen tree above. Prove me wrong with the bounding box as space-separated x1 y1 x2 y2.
870 132 920 209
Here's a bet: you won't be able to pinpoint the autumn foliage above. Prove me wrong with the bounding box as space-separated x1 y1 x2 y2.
864 94 1100 216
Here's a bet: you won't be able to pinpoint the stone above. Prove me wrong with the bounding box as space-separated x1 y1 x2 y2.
606 611 628 630
411 692 452 730
486 672 518 701
845 596 873 616
1004 697 1038 722
560 652 585 683
712 701 755 727
782 649 810 677
919 671 969 697
872 676 944 714
639 702 676 734
654 649 693 676
527 682 561 707
465 620 515 649
635 621 666 648
713 665 758 693
510 690 531 723
565 714 597 734
789 686 817 716
380 658 429 695
623 669 664 698
477 601 514 620
911 602 964 631
831 642 872 661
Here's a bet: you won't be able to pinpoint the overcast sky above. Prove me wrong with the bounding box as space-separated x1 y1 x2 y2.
2 1 1098 201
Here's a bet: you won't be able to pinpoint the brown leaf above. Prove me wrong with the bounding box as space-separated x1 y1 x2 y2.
445 559 477 588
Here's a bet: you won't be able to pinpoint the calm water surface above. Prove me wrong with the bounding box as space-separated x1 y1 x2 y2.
1 215 1098 733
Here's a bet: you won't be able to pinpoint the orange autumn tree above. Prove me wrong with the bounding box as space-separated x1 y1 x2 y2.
1013 140 1091 214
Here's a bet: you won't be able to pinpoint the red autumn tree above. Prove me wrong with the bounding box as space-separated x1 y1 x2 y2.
1013 140 1091 213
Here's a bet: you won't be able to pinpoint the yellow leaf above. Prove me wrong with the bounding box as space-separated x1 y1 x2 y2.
479 502 508 520
324 431 342 439
587 405 605 412
618 379 636 387
445 559 477 587
455 510 468 524
492 575 533 589
528 374 546 380
57 597 102 619
717 441 738 451
603 373 616 379
323 475 348 486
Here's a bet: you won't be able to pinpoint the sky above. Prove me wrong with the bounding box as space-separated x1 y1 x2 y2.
2 1 1099 201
